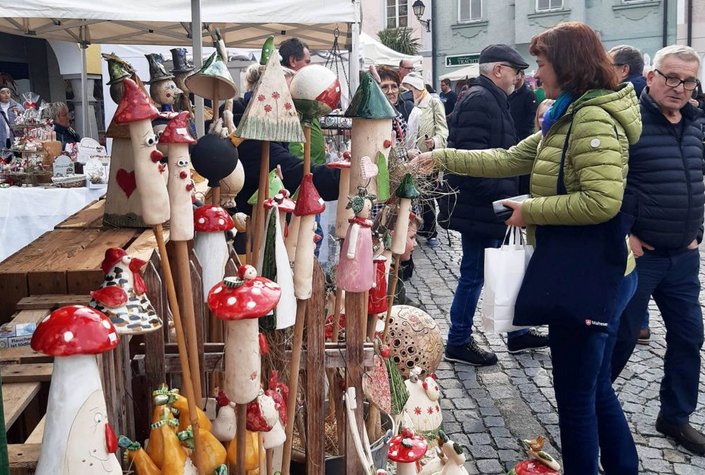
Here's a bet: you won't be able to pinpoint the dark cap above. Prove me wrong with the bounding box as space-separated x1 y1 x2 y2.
479 44 529 70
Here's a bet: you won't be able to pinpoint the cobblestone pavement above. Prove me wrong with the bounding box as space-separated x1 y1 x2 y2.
403 230 705 474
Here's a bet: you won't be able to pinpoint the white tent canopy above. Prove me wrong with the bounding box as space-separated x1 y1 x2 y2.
439 64 479 82
0 0 355 49
359 31 422 72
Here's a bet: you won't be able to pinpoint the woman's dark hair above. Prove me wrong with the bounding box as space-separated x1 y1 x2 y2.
377 65 400 85
529 21 618 97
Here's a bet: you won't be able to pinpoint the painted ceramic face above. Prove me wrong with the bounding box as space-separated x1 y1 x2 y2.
150 79 182 106
65 390 121 473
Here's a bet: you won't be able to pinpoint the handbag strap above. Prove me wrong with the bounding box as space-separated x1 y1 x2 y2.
556 121 573 196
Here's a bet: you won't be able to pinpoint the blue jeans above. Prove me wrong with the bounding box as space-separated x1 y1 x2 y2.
447 233 527 347
612 249 704 424
549 272 638 475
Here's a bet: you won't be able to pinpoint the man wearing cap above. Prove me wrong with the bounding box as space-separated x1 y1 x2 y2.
0 86 23 159
440 44 549 366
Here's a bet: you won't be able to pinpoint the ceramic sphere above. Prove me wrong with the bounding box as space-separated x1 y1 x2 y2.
288 65 341 121
388 305 443 378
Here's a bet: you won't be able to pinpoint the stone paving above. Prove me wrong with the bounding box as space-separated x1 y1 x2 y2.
403 230 705 474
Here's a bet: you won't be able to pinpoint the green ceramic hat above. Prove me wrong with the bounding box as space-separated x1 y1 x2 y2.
247 169 285 205
185 50 237 100
236 51 305 142
395 173 420 199
103 52 133 85
344 73 397 119
260 36 275 66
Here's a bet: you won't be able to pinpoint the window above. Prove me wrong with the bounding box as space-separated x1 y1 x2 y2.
536 0 563 11
459 0 482 22
386 0 408 29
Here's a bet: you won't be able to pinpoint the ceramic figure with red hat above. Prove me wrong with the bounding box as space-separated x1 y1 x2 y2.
193 204 235 300
31 305 121 474
89 247 161 334
114 77 170 225
292 174 326 299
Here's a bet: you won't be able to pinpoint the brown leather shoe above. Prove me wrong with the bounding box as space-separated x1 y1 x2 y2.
656 415 705 455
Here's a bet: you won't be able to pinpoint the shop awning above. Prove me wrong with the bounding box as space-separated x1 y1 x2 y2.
439 64 480 82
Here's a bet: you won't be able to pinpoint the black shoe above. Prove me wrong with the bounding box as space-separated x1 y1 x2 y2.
507 328 549 354
638 327 651 345
444 339 498 366
656 415 705 455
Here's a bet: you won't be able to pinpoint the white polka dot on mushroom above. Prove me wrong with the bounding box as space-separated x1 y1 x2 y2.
213 287 222 294
102 320 111 329
247 301 256 309
227 297 237 306
252 287 262 295
63 331 74 342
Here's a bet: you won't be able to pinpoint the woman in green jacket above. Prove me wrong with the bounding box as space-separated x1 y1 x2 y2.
416 22 641 475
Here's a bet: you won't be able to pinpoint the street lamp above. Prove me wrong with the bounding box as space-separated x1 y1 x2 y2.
412 0 431 32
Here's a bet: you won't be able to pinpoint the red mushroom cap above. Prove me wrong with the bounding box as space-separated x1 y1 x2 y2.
31 305 120 356
114 78 160 124
264 191 296 214
387 427 428 463
194 205 235 232
207 265 281 320
293 174 325 217
513 460 561 475
159 111 196 144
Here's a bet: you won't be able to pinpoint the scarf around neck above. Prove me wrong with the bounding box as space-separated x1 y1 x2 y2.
541 91 574 136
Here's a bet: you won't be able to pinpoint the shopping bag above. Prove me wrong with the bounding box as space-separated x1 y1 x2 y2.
482 227 532 333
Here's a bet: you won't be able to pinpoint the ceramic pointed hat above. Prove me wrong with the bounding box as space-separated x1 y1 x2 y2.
170 48 193 74
102 52 134 85
159 111 196 144
185 49 237 100
395 173 420 199
260 36 275 66
293 173 325 216
145 53 174 84
344 72 397 119
247 169 285 205
114 78 160 123
236 50 305 142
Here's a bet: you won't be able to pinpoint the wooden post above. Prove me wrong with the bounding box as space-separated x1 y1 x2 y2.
305 263 326 475
236 403 247 475
174 241 202 403
280 300 306 475
382 254 401 342
252 141 270 268
344 292 366 475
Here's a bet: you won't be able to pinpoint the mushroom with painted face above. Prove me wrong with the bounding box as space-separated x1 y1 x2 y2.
387 427 428 475
208 265 281 404
194 204 235 301
30 305 122 475
292 173 326 300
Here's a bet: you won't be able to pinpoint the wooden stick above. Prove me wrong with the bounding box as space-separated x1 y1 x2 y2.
211 186 221 207
381 254 402 343
251 141 270 269
212 86 219 123
152 224 204 474
344 292 366 474
331 285 343 343
174 241 203 404
236 403 247 475
302 125 311 175
245 215 253 266
266 449 274 475
280 299 307 475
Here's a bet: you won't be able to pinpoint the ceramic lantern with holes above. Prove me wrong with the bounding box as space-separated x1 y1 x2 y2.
403 366 443 437
30 305 122 474
194 205 235 301
208 265 281 404
387 305 444 378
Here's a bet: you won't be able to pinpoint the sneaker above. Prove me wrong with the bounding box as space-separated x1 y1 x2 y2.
427 237 440 248
638 327 651 345
507 328 549 354
444 339 498 366
656 415 705 455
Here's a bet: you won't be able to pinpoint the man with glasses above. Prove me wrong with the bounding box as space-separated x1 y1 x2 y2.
609 44 646 97
611 45 705 455
398 59 416 105
440 44 549 367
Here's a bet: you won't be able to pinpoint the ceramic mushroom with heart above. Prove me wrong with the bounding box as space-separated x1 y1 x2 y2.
30 305 122 474
89 248 161 334
207 265 281 404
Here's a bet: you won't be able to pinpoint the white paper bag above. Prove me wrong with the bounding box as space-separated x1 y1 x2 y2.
482 227 533 333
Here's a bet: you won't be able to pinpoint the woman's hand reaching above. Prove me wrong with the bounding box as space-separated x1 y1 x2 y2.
409 151 435 175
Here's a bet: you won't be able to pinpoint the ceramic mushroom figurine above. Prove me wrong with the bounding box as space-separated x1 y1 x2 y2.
89 247 161 334
160 111 197 241
292 174 326 300
30 305 121 474
403 366 443 437
337 187 376 293
327 150 353 239
207 265 281 404
194 205 235 301
391 174 420 255
114 78 170 226
387 427 428 475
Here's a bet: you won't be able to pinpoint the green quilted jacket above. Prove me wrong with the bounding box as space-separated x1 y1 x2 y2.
433 83 641 224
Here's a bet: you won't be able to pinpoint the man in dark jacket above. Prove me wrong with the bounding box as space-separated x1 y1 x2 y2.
439 78 457 117
611 45 705 455
441 44 548 367
609 45 647 97
508 70 537 194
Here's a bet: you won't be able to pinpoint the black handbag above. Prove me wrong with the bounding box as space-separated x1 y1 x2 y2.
513 123 628 331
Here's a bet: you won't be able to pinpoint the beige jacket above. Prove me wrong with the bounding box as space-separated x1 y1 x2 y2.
406 92 449 152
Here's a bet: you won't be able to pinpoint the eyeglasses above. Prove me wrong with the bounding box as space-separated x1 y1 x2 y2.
400 65 414 71
654 69 700 91
499 63 520 75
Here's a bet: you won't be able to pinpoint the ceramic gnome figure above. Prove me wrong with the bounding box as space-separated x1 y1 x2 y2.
208 265 281 404
146 53 181 113
403 366 443 437
337 186 376 293
170 47 195 115
31 305 121 474
102 53 148 228
89 248 161 333
344 73 397 196
114 78 170 225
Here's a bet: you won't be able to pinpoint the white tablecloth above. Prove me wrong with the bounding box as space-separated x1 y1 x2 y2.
0 186 107 262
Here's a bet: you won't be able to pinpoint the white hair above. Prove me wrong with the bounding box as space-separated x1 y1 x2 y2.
653 45 701 72
479 62 501 76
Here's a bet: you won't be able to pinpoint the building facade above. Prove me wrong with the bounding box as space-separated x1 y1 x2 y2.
434 0 679 87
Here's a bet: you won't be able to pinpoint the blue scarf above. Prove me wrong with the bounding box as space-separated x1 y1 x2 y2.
541 92 574 136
